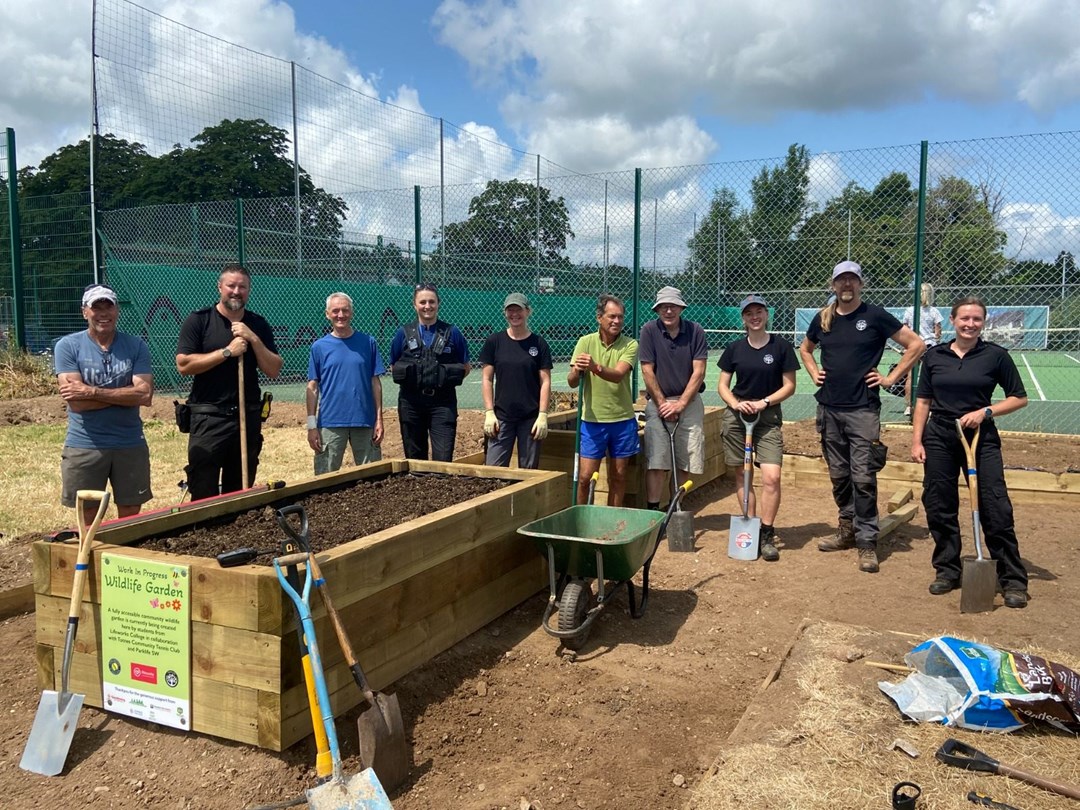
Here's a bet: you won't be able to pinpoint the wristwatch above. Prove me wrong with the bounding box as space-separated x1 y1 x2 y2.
763 397 772 407
594 364 603 375
221 347 232 359
984 407 993 420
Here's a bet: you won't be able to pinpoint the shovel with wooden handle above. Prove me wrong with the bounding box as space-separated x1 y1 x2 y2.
664 416 694 552
20 489 111 776
276 505 409 792
956 421 997 613
728 411 761 560
936 738 1080 800
238 358 250 490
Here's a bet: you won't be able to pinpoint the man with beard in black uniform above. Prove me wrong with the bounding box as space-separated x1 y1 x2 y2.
176 264 282 499
799 261 924 573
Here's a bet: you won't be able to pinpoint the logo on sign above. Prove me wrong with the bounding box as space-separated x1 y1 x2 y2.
131 663 159 685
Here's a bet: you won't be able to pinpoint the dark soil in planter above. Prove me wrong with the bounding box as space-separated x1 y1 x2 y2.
135 473 510 562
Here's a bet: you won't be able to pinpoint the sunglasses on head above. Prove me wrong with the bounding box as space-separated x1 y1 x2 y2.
414 283 437 293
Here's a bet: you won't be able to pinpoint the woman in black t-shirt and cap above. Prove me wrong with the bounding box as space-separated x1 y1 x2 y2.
717 294 799 561
479 292 553 468
910 296 1030 608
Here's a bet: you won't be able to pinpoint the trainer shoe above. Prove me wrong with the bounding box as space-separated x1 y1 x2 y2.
929 578 960 595
1003 589 1029 609
858 547 879 573
817 518 855 552
760 532 780 562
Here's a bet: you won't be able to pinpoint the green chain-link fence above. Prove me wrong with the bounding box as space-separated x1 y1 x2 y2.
8 0 1080 435
89 129 1080 435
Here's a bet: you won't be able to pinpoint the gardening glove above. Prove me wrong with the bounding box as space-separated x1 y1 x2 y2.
484 409 500 437
531 412 549 440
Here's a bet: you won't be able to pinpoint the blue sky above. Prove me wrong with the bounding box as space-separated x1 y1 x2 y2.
3 0 1080 173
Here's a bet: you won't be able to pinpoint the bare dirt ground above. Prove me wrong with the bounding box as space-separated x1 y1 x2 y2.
1 398 1077 809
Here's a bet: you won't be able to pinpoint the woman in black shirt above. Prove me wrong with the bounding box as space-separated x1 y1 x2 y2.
717 295 798 561
910 297 1030 607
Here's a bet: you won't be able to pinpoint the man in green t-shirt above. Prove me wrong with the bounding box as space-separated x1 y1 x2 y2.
568 295 640 506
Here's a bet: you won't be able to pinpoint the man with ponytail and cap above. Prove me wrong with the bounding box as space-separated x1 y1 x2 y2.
799 261 924 573
54 283 154 525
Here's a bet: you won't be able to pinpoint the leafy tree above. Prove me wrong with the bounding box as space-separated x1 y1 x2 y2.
436 179 574 277
127 118 347 239
746 144 811 271
684 187 753 294
921 175 1007 288
19 134 152 199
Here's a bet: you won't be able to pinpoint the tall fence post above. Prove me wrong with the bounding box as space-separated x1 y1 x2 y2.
414 185 422 284
236 198 246 266
632 168 642 395
5 128 25 348
910 140 929 399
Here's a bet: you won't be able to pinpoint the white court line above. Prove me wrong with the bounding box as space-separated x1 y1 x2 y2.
1065 354 1080 365
1020 354 1047 401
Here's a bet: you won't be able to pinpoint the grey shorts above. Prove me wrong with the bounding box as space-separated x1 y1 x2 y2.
314 426 381 475
643 397 705 473
722 406 785 467
60 444 153 507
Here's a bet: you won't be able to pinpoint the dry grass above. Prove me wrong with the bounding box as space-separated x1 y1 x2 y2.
689 621 1080 810
0 418 318 539
0 346 55 400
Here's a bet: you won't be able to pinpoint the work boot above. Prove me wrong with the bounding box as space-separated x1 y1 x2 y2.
1003 589 1029 608
760 528 779 562
817 518 855 552
858 547 879 573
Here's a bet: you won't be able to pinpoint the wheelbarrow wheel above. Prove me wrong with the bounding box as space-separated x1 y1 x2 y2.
558 579 592 650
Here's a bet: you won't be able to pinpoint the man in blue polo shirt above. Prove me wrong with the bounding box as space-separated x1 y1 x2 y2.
799 261 924 573
55 283 154 525
306 292 385 474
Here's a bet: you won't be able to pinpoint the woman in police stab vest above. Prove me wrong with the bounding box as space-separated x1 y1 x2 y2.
389 284 471 460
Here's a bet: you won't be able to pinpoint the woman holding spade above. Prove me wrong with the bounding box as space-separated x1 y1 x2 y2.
717 295 798 561
910 296 1030 607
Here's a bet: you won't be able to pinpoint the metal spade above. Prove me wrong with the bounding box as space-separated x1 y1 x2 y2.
21 489 111 776
728 412 761 560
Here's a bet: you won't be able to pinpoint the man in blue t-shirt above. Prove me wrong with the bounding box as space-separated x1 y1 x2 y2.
799 261 924 573
54 284 154 526
306 292 386 474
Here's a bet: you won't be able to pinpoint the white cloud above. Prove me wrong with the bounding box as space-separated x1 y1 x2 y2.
434 0 1080 169
0 2 93 166
999 202 1080 262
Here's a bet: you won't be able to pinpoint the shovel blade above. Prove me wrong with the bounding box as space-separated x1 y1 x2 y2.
306 766 394 810
666 510 695 553
960 559 998 614
728 515 761 560
358 692 409 792
20 689 84 776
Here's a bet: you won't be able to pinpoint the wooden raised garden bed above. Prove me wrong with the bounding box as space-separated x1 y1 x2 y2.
31 460 566 750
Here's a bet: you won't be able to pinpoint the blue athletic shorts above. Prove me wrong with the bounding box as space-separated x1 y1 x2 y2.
580 418 640 460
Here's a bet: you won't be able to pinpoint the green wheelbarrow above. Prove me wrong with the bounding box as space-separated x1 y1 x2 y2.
518 482 691 651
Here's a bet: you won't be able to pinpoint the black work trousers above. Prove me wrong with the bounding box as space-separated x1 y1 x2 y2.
186 411 263 501
920 417 1027 591
398 394 457 461
817 405 881 548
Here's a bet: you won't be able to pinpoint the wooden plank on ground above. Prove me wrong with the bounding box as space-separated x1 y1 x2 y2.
887 488 913 514
879 502 918 540
0 582 34 620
